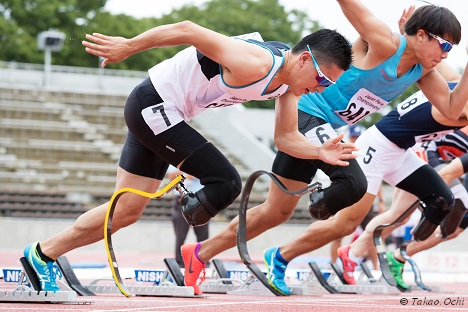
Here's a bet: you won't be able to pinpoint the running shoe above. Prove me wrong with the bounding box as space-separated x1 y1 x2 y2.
181 243 206 295
337 245 357 285
387 251 409 291
263 247 290 295
23 242 61 292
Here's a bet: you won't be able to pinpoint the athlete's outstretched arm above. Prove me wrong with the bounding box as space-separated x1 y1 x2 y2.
273 91 357 166
438 153 468 185
82 21 271 82
418 44 468 121
336 0 394 53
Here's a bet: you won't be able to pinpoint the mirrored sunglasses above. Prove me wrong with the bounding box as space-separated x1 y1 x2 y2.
307 45 335 87
428 32 453 53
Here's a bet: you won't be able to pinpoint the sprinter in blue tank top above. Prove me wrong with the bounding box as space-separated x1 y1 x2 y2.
260 4 468 295
180 2 468 296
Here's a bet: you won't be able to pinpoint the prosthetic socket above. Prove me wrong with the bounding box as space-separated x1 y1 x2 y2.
178 142 242 227
412 195 453 242
308 189 331 220
440 198 466 238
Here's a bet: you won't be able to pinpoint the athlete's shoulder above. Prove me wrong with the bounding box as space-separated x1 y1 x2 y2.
248 40 290 52
263 41 291 51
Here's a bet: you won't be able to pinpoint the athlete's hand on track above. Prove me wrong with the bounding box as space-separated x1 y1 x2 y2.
319 133 358 166
82 33 130 67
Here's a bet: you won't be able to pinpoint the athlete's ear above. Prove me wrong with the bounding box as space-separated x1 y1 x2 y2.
416 29 426 43
298 51 311 68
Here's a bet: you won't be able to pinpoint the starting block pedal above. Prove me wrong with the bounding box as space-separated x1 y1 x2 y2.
56 256 95 296
0 257 86 304
308 262 340 294
162 258 185 286
291 265 331 295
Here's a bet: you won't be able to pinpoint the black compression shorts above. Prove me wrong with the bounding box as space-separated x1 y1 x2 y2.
119 79 208 179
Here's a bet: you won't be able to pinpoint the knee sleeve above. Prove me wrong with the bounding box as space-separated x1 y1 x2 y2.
323 160 367 215
180 142 242 214
413 194 454 241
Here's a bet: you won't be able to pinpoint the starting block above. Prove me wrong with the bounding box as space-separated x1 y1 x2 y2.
200 259 316 296
199 258 280 296
0 257 88 304
309 261 400 295
289 265 332 295
56 256 196 297
199 259 243 294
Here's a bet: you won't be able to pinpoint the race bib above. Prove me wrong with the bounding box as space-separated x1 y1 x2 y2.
396 90 427 117
304 123 338 145
141 103 183 135
203 93 248 109
336 88 389 125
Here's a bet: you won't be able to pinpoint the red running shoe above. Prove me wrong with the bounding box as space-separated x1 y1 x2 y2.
181 243 206 295
337 245 357 285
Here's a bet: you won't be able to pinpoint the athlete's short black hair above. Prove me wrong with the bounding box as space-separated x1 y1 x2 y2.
292 28 353 71
405 5 461 44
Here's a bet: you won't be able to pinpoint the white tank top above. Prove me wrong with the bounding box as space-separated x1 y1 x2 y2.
148 36 290 121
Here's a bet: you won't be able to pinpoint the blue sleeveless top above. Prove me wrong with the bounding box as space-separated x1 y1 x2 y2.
298 34 423 128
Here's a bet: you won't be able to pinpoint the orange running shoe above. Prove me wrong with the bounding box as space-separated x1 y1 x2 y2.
337 245 357 285
181 243 206 295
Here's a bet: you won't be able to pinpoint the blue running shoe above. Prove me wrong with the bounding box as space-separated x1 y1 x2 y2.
24 242 61 292
263 247 290 295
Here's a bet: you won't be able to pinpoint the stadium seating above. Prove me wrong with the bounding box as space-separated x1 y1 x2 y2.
0 63 310 223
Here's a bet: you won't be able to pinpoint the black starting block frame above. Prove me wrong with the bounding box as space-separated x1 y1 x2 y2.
236 170 322 296
56 256 95 296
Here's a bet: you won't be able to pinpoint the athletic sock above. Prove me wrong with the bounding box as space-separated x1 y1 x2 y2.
276 248 289 265
36 243 55 262
393 251 406 264
348 248 362 264
194 242 205 264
